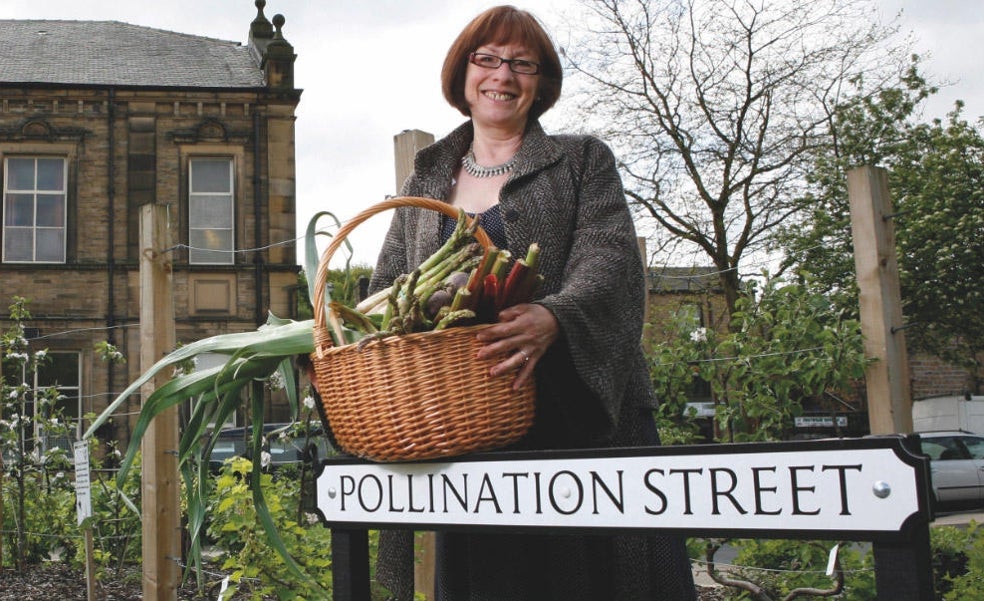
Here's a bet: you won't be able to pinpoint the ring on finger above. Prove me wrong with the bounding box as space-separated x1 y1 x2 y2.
517 349 530 363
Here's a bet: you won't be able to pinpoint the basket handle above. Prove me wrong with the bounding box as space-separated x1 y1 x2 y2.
312 196 492 341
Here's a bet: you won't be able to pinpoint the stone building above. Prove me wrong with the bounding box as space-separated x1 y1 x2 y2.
0 2 301 447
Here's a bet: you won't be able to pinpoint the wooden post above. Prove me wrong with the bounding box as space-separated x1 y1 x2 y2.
84 529 97 600
393 129 437 600
139 204 181 601
847 166 913 434
393 129 434 193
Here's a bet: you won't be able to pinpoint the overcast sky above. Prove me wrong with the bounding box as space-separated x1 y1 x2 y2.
3 0 981 266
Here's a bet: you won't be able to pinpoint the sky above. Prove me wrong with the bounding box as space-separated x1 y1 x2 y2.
3 0 982 266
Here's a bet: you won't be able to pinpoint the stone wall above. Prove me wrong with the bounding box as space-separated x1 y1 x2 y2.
0 86 299 440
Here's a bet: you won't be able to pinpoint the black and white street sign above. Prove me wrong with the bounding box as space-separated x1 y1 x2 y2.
315 437 931 541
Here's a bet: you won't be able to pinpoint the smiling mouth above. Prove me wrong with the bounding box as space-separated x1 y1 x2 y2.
484 90 516 102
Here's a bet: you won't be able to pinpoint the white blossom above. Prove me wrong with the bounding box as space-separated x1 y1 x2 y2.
689 327 708 344
302 395 316 411
260 451 272 468
267 370 286 391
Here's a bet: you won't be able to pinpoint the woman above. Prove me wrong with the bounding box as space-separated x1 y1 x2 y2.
370 6 697 600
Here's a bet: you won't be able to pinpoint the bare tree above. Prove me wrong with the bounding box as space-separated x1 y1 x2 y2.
559 0 908 317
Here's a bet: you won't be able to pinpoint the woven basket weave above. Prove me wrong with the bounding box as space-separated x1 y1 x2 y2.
311 196 536 462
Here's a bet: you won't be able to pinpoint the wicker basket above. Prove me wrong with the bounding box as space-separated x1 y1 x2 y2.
310 196 536 462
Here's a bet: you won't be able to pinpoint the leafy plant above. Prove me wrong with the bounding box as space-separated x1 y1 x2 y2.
934 521 984 600
81 211 356 591
207 456 332 600
780 60 984 371
1 297 76 568
725 538 875 600
651 274 870 442
81 439 143 575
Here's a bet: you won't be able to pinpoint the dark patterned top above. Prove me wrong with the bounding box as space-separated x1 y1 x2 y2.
439 203 508 249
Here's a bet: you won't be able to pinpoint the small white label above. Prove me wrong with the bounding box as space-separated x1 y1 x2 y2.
826 543 840 576
217 576 230 600
73 441 92 525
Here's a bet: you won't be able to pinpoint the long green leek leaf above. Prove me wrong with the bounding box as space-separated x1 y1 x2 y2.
83 315 315 440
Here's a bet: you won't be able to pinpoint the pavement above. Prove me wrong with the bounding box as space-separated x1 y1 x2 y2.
691 508 984 588
931 509 984 527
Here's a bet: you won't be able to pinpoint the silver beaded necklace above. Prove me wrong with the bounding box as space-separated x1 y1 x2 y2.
461 144 517 178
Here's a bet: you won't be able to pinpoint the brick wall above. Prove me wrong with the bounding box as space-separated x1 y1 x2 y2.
910 351 981 400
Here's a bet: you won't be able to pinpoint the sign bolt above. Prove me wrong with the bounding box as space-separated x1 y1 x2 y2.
328 487 337 499
872 481 892 498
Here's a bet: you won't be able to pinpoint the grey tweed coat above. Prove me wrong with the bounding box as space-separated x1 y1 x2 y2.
369 120 697 601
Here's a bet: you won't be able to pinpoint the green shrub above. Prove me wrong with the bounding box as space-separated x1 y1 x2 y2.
206 456 331 600
937 521 984 601
728 538 875 600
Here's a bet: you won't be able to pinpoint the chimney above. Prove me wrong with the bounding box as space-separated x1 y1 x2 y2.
247 0 296 90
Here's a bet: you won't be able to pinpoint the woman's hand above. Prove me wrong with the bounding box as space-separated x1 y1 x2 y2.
476 303 558 390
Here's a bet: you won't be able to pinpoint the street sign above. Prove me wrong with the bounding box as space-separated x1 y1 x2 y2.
315 437 931 541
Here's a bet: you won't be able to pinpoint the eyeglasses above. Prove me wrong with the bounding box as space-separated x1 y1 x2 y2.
469 52 541 75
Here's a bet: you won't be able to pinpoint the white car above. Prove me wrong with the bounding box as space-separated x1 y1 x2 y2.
916 431 984 508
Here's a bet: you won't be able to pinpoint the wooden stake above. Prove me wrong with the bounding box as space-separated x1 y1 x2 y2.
847 166 913 434
394 129 437 601
393 129 435 193
139 204 181 600
84 528 97 600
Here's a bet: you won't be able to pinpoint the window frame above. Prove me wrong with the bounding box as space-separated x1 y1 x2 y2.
2 155 68 264
187 156 236 265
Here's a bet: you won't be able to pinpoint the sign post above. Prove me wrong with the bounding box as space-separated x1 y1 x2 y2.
73 441 96 601
316 437 934 600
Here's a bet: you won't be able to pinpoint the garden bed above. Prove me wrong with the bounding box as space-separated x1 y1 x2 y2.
0 562 727 600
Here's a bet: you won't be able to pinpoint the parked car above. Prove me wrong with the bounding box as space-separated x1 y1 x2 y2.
914 430 984 510
206 422 334 474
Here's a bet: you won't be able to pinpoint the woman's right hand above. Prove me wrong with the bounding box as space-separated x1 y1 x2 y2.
475 303 558 390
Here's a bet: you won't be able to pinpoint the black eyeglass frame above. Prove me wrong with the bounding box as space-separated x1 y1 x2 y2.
468 52 541 75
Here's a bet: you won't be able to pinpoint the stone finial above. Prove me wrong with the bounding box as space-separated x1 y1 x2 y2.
272 14 285 39
259 12 295 89
250 0 273 40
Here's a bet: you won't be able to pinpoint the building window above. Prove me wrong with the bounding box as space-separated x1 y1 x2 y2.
36 351 82 452
189 157 234 264
0 350 81 456
2 156 67 263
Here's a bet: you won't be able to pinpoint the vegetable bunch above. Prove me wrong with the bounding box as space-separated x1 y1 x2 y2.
331 209 543 344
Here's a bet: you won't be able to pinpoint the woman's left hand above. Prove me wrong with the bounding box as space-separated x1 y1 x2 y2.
476 303 558 390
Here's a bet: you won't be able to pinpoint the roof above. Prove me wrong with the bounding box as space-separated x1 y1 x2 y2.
0 20 265 89
648 266 722 293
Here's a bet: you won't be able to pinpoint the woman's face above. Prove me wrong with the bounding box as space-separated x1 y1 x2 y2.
464 42 540 132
